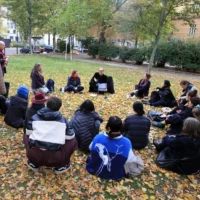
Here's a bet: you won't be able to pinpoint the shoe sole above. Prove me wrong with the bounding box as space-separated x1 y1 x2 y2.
27 163 39 173
55 165 71 175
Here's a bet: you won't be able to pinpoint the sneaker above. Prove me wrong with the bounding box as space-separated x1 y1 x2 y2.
54 163 71 175
130 95 136 99
27 161 39 172
152 121 165 129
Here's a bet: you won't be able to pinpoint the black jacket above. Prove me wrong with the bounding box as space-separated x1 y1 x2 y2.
136 79 151 96
26 107 75 150
70 109 103 151
158 87 175 104
163 135 200 175
31 72 45 89
4 95 28 128
123 114 151 149
92 72 107 84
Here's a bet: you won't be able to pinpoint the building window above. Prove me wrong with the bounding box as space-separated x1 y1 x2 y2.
13 30 16 34
189 25 196 35
10 36 13 41
194 4 200 9
7 30 10 33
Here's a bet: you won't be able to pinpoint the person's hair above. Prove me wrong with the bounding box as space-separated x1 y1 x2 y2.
146 73 151 79
187 89 198 98
164 80 171 87
0 41 5 45
30 63 41 78
180 80 190 86
80 100 95 112
106 116 122 138
47 97 62 111
133 101 145 116
190 97 200 107
193 106 200 121
182 117 200 139
72 70 78 76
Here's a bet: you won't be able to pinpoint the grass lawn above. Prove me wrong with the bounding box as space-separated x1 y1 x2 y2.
0 55 199 200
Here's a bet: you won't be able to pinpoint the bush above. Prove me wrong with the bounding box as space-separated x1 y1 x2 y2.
119 47 132 63
57 40 71 53
88 42 99 58
98 43 119 60
129 47 147 65
79 37 94 48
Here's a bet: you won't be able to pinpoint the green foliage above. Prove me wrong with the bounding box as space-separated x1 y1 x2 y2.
57 40 71 53
119 46 131 63
79 37 95 48
129 47 147 65
98 43 119 60
88 42 99 58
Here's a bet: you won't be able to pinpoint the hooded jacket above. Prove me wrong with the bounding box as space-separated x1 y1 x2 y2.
4 95 28 128
26 107 75 150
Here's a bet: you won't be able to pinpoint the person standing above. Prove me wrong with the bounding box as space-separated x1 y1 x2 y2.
0 41 8 76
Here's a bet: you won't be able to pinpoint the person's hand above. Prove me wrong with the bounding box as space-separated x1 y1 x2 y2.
94 78 98 82
176 110 181 114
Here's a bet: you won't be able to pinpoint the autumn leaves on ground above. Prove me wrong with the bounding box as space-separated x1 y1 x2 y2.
0 55 199 200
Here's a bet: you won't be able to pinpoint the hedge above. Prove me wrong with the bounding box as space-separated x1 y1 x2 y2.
88 40 200 71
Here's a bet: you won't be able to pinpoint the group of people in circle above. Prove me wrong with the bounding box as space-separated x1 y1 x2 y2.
0 61 200 180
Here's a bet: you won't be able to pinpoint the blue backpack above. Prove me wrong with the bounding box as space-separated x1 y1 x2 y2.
46 79 55 92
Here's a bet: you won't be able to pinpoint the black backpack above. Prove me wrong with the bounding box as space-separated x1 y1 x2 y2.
46 79 55 92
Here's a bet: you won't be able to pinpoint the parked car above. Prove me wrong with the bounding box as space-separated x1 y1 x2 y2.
20 46 30 53
43 45 53 53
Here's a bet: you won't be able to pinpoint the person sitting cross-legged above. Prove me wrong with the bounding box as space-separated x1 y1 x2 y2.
153 118 200 175
130 73 151 99
70 100 103 152
86 116 144 180
143 80 175 107
4 86 29 128
61 70 84 93
123 102 151 150
24 96 77 174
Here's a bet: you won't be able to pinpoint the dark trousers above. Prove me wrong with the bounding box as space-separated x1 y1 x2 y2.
151 100 168 107
64 86 84 93
0 95 7 114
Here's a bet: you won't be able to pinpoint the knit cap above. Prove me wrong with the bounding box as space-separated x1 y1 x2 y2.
17 86 29 100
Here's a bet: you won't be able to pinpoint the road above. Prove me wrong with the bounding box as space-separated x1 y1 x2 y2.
5 47 21 55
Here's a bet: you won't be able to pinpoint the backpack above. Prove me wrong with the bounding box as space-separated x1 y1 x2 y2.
46 79 55 92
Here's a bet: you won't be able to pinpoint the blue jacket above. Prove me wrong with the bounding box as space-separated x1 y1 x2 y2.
67 76 81 88
26 107 75 150
123 114 151 149
86 133 134 180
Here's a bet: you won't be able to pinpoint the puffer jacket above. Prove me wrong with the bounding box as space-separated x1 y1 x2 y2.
4 95 28 128
70 109 103 151
158 87 175 104
26 107 75 150
123 114 151 150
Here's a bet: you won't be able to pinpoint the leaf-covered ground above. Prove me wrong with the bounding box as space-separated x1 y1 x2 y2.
0 55 199 200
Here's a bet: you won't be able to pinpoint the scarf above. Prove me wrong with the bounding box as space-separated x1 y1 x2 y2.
140 79 148 87
71 75 79 80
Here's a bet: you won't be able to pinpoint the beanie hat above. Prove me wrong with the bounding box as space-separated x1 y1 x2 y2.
17 86 29 100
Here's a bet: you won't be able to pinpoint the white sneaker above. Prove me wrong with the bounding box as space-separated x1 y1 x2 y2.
62 88 65 93
130 95 136 99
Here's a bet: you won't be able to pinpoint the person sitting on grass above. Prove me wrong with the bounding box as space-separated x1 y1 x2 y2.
152 97 200 135
61 70 84 93
24 97 77 174
171 80 199 107
153 118 200 175
30 63 49 94
0 95 8 115
4 86 29 128
24 92 48 132
86 116 144 180
193 105 200 121
143 80 175 107
130 73 151 98
123 102 151 150
89 68 108 93
70 100 103 152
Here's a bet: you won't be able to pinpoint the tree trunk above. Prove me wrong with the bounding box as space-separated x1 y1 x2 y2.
99 25 107 43
135 37 138 48
48 33 50 45
52 30 56 52
148 0 169 73
27 0 32 54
